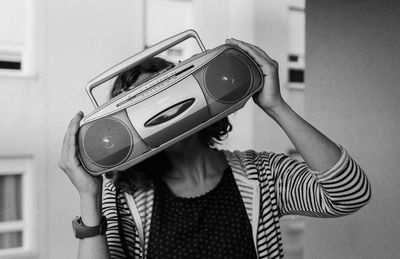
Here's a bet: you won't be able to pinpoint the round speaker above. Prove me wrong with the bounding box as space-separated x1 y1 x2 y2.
204 53 253 103
82 117 133 168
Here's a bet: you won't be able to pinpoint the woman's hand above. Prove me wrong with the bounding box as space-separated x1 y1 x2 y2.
58 111 103 198
225 38 285 113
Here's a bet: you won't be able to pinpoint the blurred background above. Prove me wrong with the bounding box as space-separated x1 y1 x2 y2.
0 0 399 258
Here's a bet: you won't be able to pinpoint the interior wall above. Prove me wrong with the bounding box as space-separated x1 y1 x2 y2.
0 1 307 258
0 0 47 258
45 1 143 258
190 0 294 154
195 0 294 153
305 1 400 258
43 0 293 257
252 0 293 153
191 0 257 151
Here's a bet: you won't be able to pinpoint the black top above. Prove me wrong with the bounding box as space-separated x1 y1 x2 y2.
147 167 257 259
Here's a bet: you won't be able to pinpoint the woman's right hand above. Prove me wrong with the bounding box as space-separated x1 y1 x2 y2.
58 111 103 198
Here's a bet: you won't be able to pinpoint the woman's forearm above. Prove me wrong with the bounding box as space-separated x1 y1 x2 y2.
77 195 110 259
59 112 110 258
224 38 341 171
263 101 341 172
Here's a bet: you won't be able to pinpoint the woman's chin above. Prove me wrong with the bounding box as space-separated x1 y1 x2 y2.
164 134 200 155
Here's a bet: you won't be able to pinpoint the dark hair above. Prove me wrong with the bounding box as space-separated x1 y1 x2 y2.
108 57 232 193
110 57 175 98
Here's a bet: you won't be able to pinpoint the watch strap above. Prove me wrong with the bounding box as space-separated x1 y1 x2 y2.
72 215 107 239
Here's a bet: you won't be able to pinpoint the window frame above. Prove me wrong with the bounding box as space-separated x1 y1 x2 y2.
0 157 35 258
0 0 36 77
287 3 305 90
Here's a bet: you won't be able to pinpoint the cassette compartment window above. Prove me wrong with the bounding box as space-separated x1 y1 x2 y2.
0 158 34 257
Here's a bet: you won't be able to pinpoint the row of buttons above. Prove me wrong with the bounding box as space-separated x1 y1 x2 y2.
116 75 178 108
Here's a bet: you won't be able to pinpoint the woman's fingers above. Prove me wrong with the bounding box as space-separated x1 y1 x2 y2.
69 111 83 139
225 38 284 110
62 112 82 148
59 112 83 172
226 38 265 62
226 38 278 75
67 112 83 153
59 112 103 196
226 38 271 61
252 44 279 68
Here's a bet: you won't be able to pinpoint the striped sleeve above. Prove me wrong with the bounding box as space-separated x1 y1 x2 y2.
102 181 141 259
266 146 371 217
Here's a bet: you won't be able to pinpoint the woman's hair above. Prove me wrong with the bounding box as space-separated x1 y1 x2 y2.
107 57 232 193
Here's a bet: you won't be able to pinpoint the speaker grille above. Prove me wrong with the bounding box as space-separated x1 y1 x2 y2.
204 53 252 103
82 117 133 168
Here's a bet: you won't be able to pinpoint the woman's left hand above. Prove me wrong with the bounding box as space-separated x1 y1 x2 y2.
225 38 285 112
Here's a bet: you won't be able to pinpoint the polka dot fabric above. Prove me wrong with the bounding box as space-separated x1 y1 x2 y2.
147 168 257 259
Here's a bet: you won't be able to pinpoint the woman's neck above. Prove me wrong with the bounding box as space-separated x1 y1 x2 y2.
163 137 227 184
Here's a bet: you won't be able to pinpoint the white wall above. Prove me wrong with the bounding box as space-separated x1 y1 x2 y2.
0 0 305 258
192 0 258 151
45 1 144 258
0 0 46 258
305 1 400 258
140 0 259 151
252 0 293 153
41 1 295 257
190 0 294 154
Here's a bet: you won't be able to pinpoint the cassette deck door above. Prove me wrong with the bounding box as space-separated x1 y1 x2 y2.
126 75 210 148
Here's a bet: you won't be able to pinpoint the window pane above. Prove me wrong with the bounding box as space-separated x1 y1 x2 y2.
0 231 23 249
0 175 22 221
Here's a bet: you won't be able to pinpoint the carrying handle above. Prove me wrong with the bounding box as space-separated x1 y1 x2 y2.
85 29 206 108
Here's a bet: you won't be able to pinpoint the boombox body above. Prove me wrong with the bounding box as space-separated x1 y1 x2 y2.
78 30 263 175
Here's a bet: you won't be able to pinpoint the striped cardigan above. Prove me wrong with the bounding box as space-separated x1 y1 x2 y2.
102 147 371 258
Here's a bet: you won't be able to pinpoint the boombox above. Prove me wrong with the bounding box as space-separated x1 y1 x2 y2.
78 30 263 176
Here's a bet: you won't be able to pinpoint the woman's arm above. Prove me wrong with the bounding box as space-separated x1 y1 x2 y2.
226 38 340 171
263 102 341 172
267 148 371 217
59 112 111 259
227 38 370 216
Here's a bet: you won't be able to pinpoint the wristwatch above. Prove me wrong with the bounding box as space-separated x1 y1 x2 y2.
72 216 107 239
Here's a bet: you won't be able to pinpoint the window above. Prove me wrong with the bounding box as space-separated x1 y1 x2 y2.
0 158 34 257
0 0 35 76
287 2 305 89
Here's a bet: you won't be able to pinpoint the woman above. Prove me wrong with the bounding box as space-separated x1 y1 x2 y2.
59 38 371 259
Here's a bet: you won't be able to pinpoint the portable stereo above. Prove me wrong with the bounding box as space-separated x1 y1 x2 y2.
78 30 264 175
